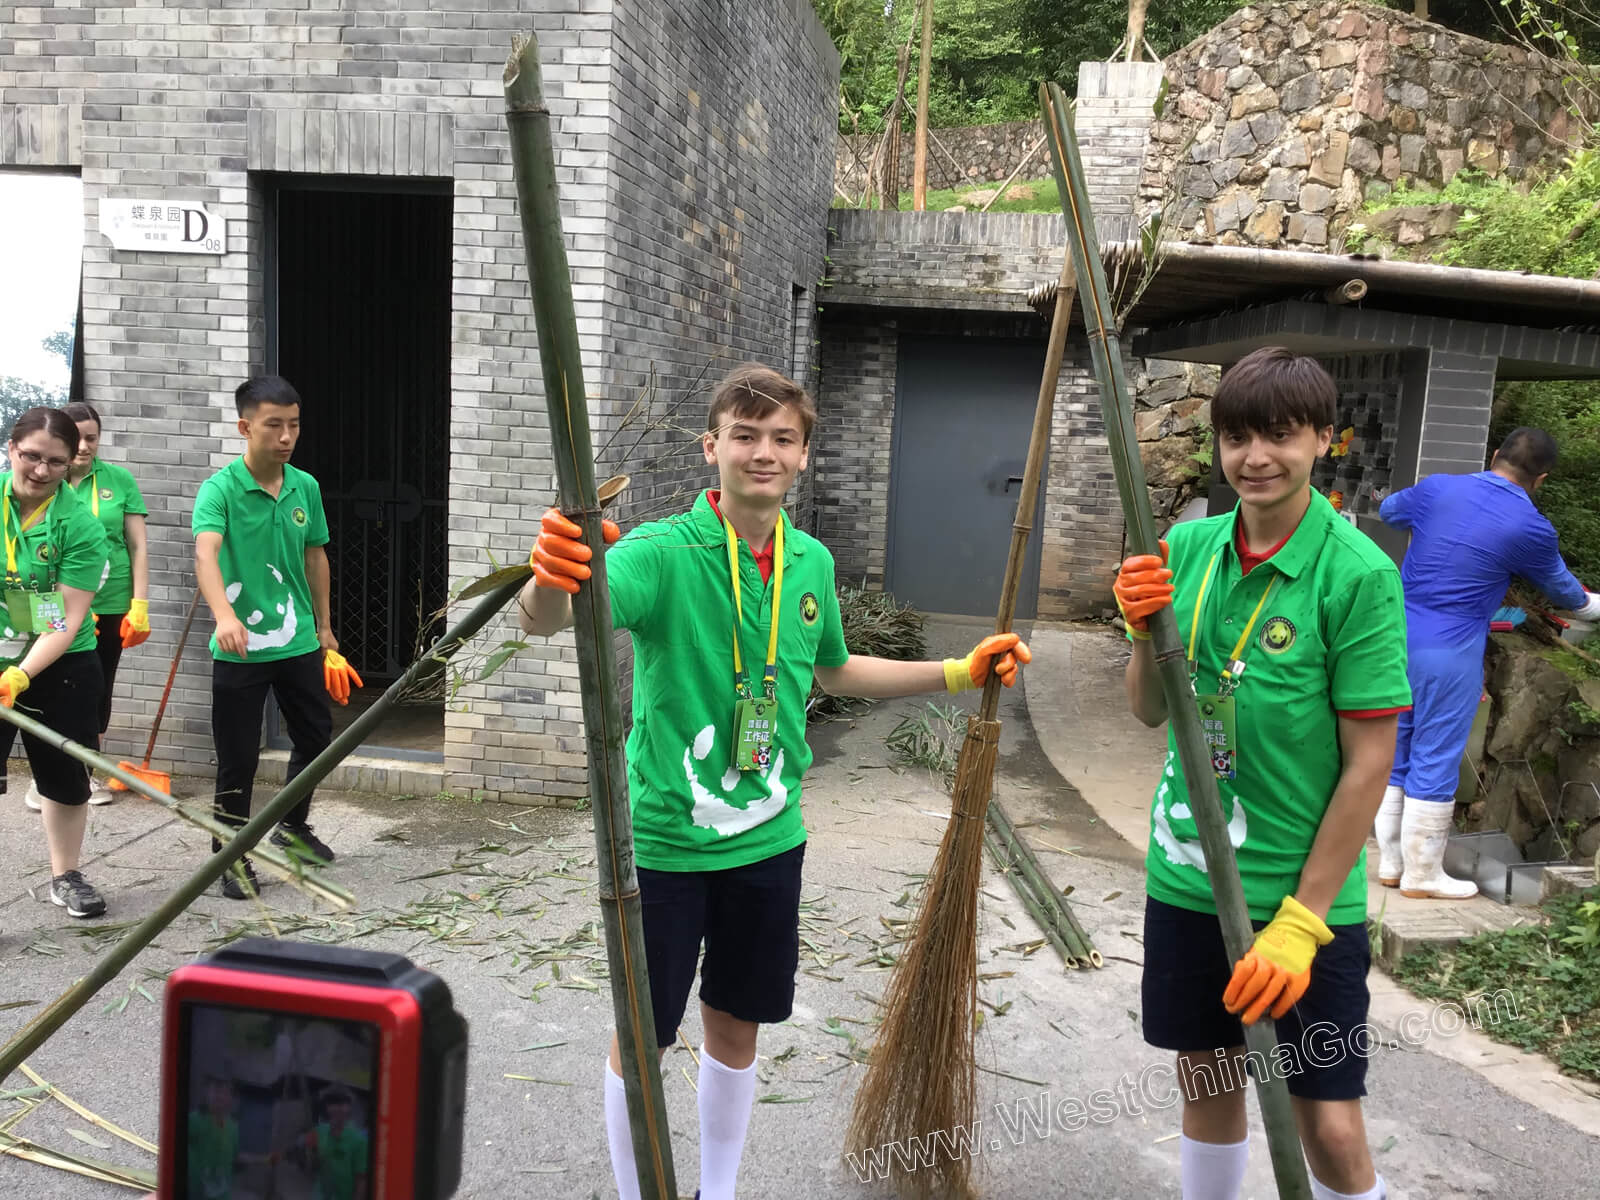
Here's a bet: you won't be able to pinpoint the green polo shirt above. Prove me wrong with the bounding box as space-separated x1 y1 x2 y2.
0 475 109 661
607 490 850 871
313 1121 369 1200
191 457 329 663
186 1112 238 1200
71 457 148 615
1145 491 1410 926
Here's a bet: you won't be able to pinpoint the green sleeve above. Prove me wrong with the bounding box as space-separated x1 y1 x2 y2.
58 506 109 593
604 527 661 635
1324 566 1412 712
304 475 330 547
814 566 849 668
119 465 149 517
192 477 227 537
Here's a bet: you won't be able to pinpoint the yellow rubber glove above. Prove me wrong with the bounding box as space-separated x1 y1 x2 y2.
120 598 151 648
943 633 1032 693
1222 896 1334 1025
322 650 364 706
0 665 30 709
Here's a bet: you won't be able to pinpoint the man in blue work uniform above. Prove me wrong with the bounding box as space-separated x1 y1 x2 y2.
1377 427 1599 898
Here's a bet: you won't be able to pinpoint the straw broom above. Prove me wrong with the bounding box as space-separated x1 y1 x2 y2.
843 247 1080 1200
1039 82 1312 1199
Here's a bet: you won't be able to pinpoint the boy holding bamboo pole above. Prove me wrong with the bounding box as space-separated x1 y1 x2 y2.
1116 347 1409 1200
518 363 1029 1200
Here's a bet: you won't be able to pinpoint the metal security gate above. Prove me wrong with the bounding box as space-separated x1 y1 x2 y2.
267 181 452 690
886 336 1049 618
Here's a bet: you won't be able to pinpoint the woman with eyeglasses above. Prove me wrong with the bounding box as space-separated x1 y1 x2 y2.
41 401 150 806
2 407 111 917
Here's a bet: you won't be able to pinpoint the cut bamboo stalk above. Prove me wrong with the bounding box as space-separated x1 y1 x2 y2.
982 830 1085 967
503 33 676 1200
912 0 933 209
16 1064 158 1155
985 800 1102 967
1040 80 1312 1200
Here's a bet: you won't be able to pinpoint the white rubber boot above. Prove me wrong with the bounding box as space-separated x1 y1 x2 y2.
1399 797 1478 899
1374 784 1404 887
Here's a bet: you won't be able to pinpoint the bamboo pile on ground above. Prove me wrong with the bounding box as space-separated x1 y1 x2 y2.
1039 80 1312 1200
983 800 1102 970
842 230 1080 1198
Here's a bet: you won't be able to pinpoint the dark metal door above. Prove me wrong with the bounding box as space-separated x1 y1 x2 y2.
270 185 452 679
886 336 1048 618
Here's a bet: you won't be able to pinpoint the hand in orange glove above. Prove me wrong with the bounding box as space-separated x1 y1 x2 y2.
1113 540 1173 640
1222 896 1334 1025
0 665 29 709
943 633 1032 693
120 599 151 648
323 650 363 706
530 507 622 595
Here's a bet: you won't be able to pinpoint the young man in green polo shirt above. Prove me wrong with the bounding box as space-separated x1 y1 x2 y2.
303 1085 370 1200
519 363 1028 1200
1115 347 1409 1200
193 376 362 899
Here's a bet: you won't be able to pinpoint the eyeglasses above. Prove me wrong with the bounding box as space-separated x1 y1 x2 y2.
14 449 72 474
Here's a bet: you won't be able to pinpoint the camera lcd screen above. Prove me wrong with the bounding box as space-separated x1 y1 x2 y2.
178 1003 380 1200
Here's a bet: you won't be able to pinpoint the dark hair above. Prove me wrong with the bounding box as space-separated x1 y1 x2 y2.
1495 426 1559 481
10 407 80 458
1212 347 1337 436
61 402 101 429
707 364 817 445
320 1085 354 1108
235 375 303 419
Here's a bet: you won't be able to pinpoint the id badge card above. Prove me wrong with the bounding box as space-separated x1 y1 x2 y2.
28 589 67 635
732 696 777 772
1195 694 1238 781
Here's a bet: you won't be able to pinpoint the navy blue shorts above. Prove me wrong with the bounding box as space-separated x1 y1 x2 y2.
637 843 806 1047
1141 897 1373 1101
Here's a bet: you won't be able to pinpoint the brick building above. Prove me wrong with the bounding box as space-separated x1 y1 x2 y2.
1 0 837 800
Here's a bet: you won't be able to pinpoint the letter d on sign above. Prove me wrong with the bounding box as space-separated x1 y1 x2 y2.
182 208 209 243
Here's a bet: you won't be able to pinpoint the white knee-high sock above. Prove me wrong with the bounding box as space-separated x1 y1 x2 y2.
604 1059 641 1200
1180 1135 1249 1200
1311 1172 1386 1200
698 1046 757 1200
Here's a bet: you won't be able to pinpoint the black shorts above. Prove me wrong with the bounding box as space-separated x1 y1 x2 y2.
1141 896 1372 1101
0 650 103 807
637 843 806 1047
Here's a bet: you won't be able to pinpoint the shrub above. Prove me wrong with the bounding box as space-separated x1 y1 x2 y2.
807 585 927 720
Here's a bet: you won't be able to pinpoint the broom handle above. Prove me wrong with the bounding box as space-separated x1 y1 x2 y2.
977 247 1078 725
141 586 203 767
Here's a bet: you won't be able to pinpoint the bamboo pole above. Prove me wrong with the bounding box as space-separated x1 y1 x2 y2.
912 0 934 210
503 34 676 1200
1040 81 1312 1200
985 799 1102 967
981 829 1084 967
0 576 527 1086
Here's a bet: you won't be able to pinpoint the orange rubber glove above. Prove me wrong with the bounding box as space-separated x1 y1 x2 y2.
322 650 363 706
530 507 622 595
943 633 1032 693
0 665 30 708
1113 540 1173 640
1222 896 1334 1025
120 599 151 648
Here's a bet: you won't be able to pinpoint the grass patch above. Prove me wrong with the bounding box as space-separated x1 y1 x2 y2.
833 178 1063 214
1391 888 1600 1081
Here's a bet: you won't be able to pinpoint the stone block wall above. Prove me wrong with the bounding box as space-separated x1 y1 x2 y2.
836 118 1048 199
0 0 837 804
1143 1 1587 251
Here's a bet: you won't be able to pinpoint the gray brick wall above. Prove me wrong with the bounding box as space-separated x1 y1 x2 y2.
1 0 837 804
1075 61 1164 224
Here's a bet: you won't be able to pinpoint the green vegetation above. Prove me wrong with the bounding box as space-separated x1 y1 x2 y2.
1392 888 1600 1081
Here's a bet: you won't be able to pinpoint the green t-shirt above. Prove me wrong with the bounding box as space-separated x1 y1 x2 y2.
0 475 109 663
71 457 148 615
314 1120 369 1200
191 457 330 663
607 491 850 871
1144 491 1410 926
186 1112 238 1200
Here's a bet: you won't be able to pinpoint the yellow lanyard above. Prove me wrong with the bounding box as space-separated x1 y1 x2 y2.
1187 548 1278 694
2 484 55 582
723 515 784 698
85 468 98 518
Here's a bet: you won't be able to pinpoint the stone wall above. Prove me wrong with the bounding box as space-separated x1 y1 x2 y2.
835 118 1047 200
1135 359 1218 526
1143 1 1585 250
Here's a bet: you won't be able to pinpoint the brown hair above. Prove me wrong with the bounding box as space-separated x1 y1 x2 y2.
9 407 81 458
61 401 101 429
707 364 817 445
1212 347 1336 436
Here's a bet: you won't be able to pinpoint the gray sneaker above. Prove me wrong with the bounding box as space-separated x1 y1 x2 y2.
50 871 107 919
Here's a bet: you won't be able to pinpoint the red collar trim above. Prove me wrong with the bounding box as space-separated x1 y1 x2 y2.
707 490 775 579
1235 521 1294 576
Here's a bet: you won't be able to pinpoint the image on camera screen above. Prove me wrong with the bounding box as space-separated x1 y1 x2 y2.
181 1003 379 1200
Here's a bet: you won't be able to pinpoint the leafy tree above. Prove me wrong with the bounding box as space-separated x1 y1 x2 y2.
0 323 73 431
42 323 73 369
